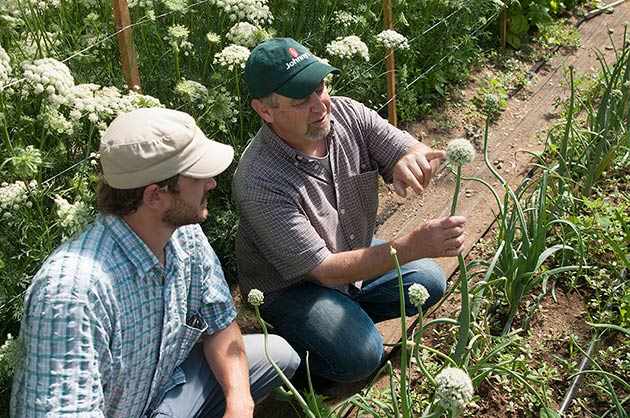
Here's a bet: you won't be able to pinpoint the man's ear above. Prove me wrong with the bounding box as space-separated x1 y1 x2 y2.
251 99 274 123
142 184 167 209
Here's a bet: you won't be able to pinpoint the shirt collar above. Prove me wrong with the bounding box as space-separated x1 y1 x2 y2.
102 215 189 279
259 119 337 164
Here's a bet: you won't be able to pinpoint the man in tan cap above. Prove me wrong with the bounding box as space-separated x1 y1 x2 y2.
11 107 300 418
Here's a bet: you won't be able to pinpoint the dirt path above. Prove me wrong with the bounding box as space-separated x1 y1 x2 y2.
254 3 630 416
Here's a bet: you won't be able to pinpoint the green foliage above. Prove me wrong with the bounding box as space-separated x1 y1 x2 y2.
504 0 585 49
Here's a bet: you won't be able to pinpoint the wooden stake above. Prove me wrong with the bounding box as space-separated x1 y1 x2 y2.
112 0 142 94
383 0 397 127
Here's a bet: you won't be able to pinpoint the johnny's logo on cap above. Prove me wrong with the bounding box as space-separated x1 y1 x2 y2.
244 37 340 99
285 50 311 70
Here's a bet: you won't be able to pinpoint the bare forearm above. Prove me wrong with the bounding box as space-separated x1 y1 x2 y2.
310 216 466 287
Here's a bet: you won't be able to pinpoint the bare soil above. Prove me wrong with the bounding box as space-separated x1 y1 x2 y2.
250 3 630 416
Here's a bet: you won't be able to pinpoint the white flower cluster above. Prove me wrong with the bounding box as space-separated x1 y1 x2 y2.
212 0 273 25
7 145 43 177
175 79 208 100
66 84 154 125
226 22 264 48
247 289 264 306
375 30 409 50
408 283 429 308
54 195 92 238
22 58 74 106
0 334 25 379
127 0 154 9
0 180 37 221
326 36 369 62
162 0 187 12
331 11 359 28
166 24 193 54
0 46 11 90
446 138 475 166
214 44 250 71
2 0 60 16
435 367 474 414
20 32 61 61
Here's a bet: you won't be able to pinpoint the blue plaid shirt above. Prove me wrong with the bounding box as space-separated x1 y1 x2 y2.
11 215 236 417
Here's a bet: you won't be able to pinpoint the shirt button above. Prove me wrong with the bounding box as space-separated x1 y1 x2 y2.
294 162 299 167
340 208 346 215
360 164 366 169
349 234 355 240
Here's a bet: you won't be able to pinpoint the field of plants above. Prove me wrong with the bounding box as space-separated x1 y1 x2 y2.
1 0 629 416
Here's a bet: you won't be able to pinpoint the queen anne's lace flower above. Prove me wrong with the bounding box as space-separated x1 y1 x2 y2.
0 180 37 220
54 195 92 239
248 289 264 306
331 11 359 28
175 79 208 100
375 30 409 50
162 0 187 12
0 334 25 379
212 0 273 25
6 145 42 177
0 46 11 90
214 45 250 71
226 22 266 48
408 283 429 308
21 58 74 105
435 367 474 414
446 138 475 166
166 24 193 53
326 36 369 62
66 84 161 126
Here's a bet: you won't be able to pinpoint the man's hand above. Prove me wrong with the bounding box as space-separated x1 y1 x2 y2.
396 216 466 261
392 144 445 197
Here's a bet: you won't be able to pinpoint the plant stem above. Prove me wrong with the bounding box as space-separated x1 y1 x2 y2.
393 251 411 418
451 164 470 366
253 305 317 418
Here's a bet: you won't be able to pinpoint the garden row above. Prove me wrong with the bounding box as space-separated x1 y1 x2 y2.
0 0 604 415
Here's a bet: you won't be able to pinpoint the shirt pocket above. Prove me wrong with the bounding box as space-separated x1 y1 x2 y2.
176 313 208 365
346 169 379 217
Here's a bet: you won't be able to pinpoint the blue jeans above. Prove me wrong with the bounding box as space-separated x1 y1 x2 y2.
259 240 446 383
151 334 300 418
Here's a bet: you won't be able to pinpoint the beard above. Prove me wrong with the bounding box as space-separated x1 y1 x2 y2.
162 194 207 228
304 116 331 142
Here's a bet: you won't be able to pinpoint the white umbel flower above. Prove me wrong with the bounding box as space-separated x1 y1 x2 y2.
214 44 250 71
435 367 474 414
212 0 273 25
54 195 92 238
0 46 11 90
326 36 369 61
375 30 409 50
22 58 74 104
446 138 475 166
226 22 265 48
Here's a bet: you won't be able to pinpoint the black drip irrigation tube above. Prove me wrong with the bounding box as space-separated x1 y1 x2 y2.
344 2 630 416
558 262 628 414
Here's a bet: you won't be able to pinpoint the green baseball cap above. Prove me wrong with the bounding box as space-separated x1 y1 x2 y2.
245 37 341 100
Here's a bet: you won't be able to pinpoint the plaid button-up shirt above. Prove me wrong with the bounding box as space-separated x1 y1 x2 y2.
233 96 418 298
11 215 236 417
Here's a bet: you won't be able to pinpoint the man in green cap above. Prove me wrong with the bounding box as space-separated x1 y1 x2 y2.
233 38 466 386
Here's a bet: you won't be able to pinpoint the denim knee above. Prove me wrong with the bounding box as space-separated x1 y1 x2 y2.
327 326 383 383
